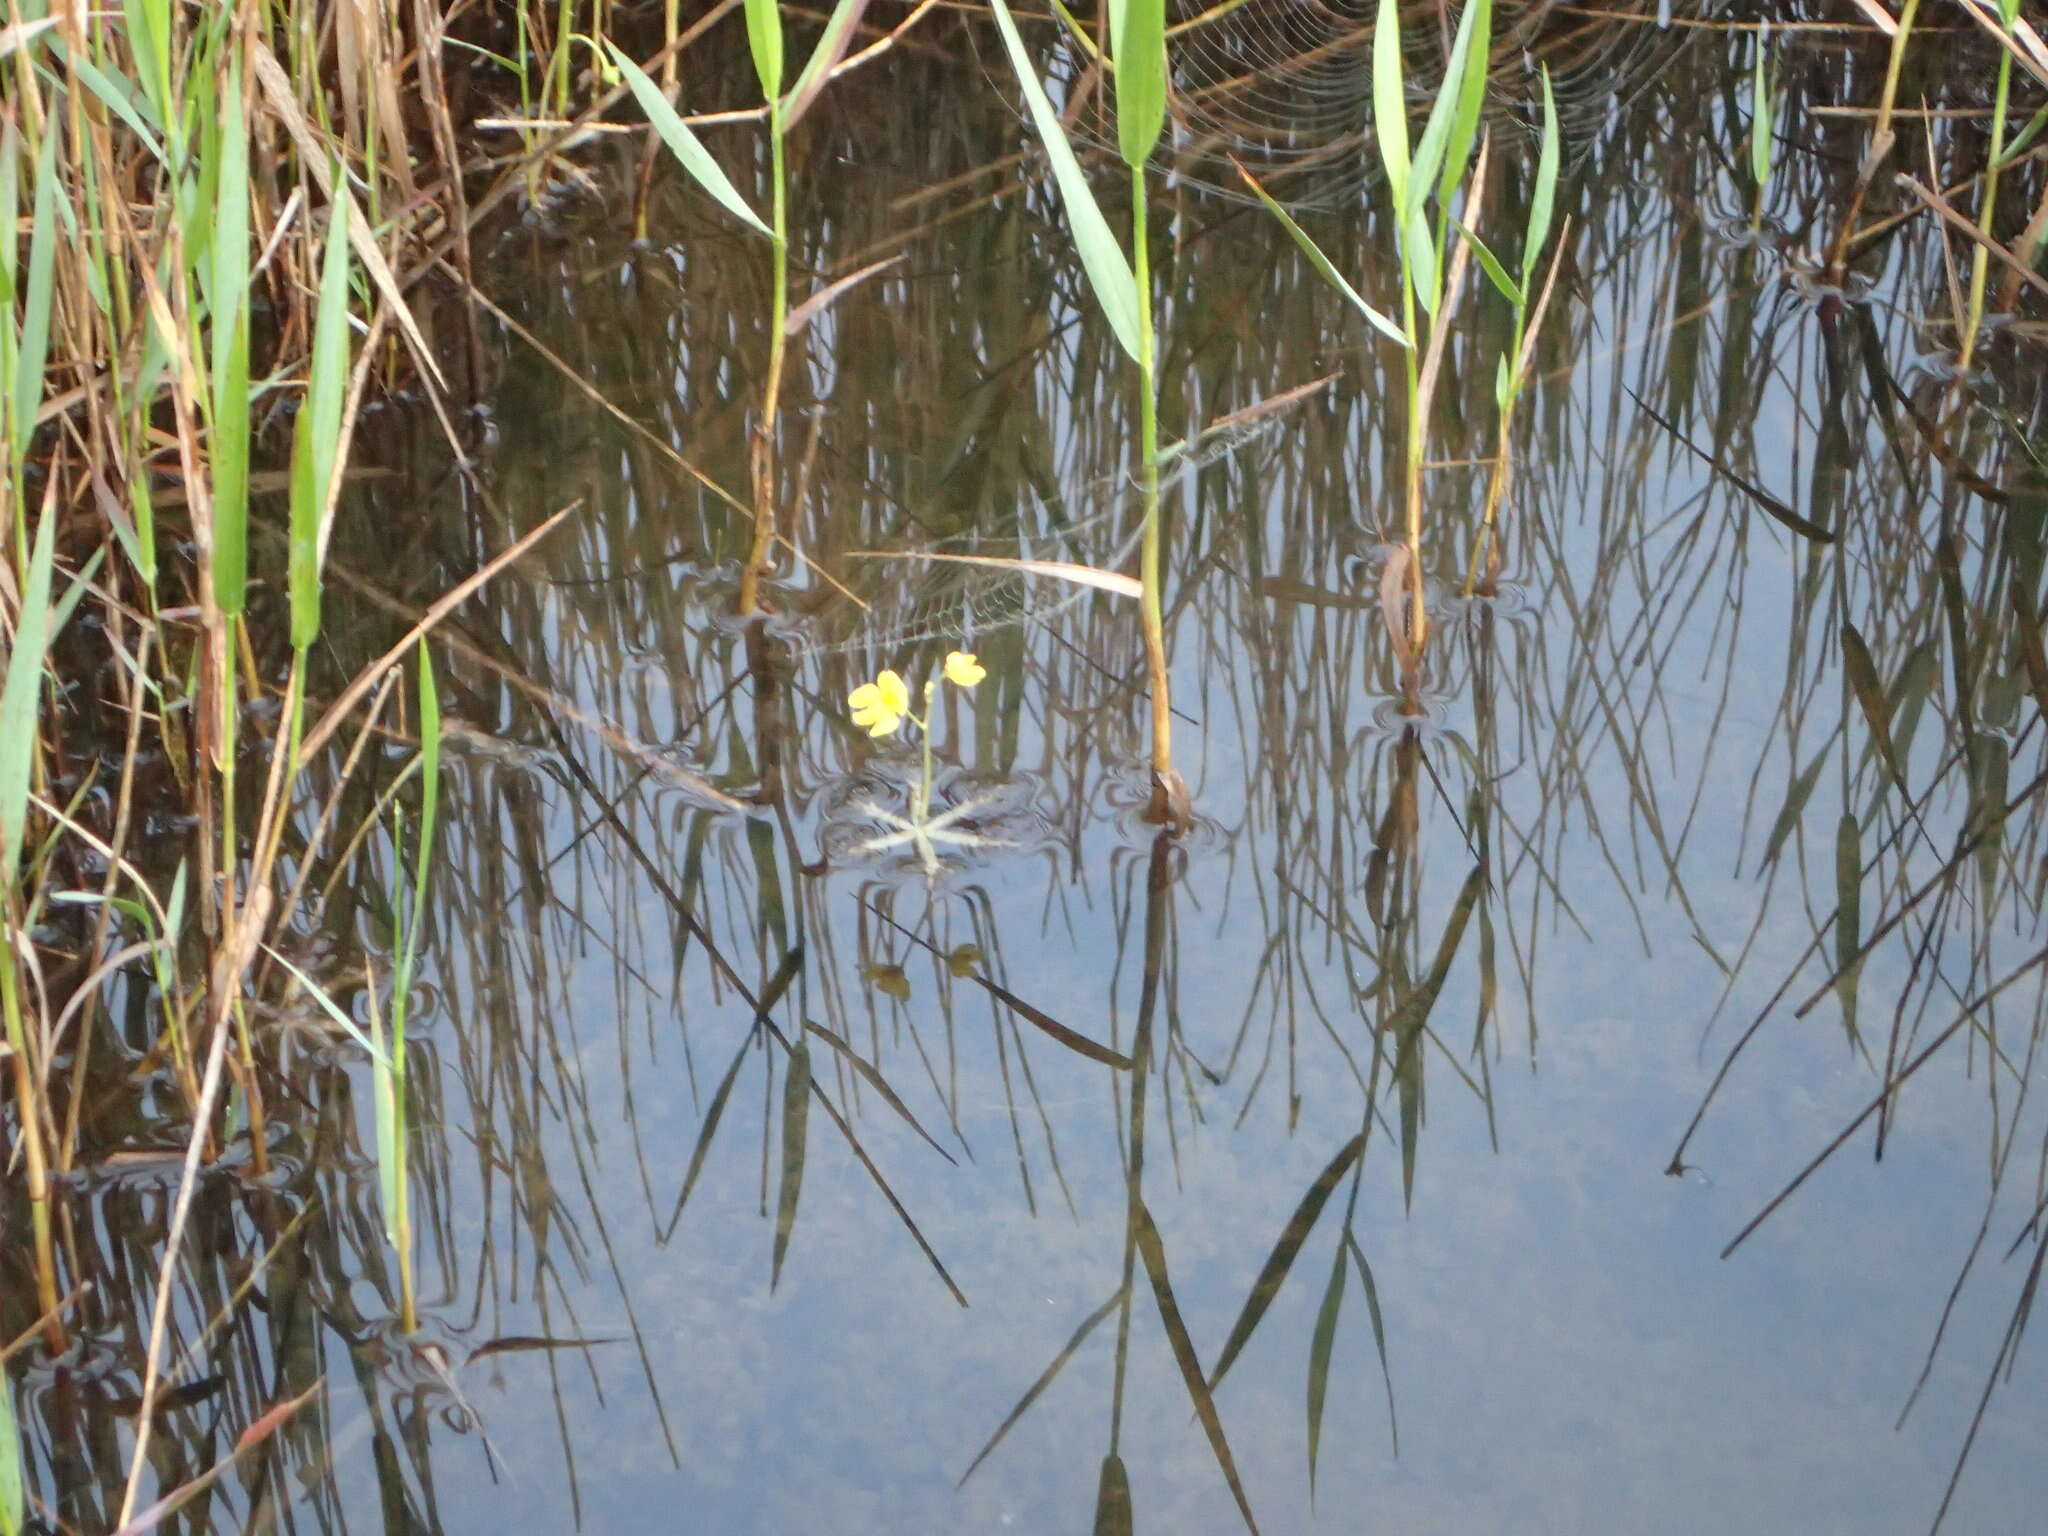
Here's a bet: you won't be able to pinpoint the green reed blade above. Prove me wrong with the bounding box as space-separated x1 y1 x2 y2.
605 44 771 236
780 0 871 132
10 123 58 468
987 0 1141 360
210 56 251 617
771 1040 812 1289
1403 205 1438 313
288 188 353 651
1233 160 1408 346
56 46 167 164
0 1385 19 1536
1115 0 1166 172
0 120 16 308
410 641 441 947
1094 1454 1133 1536
1433 0 1492 214
1306 1242 1346 1494
1523 68 1560 291
121 0 174 139
1371 0 1409 212
744 0 784 101
264 947 393 1069
368 955 401 1246
0 504 61 885
1 1350 20 1536
1451 218 1521 307
1407 0 1482 221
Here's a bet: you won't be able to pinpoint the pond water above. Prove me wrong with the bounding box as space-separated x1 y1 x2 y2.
13 8 2048 1534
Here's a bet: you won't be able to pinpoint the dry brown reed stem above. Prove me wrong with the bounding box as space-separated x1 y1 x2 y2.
1896 172 2048 303
115 880 273 1528
296 502 585 762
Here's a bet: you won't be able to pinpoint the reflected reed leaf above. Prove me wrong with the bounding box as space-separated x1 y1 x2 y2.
1306 1242 1346 1495
958 1287 1124 1488
771 1040 812 1290
1094 1453 1134 1536
1133 1199 1260 1535
1206 1133 1364 1394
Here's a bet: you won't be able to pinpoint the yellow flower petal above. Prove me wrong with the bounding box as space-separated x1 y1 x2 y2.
875 669 910 713
943 650 986 689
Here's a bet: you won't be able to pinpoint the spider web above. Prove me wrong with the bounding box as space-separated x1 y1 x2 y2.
783 378 1332 662
994 0 1706 211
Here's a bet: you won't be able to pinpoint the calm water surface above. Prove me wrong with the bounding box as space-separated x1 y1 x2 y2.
18 11 2048 1534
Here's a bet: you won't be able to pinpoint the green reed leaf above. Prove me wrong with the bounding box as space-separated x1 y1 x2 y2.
606 44 772 236
1 1354 20 1536
1404 205 1438 313
1416 0 1488 219
365 955 401 1246
1452 218 1521 307
0 502 61 887
1115 0 1167 171
1371 0 1409 213
1440 0 1491 211
1306 1243 1346 1494
121 0 174 137
210 56 251 617
1233 159 1408 347
771 1040 812 1288
745 0 785 101
288 191 353 651
264 947 393 1069
10 123 58 468
56 47 166 163
987 0 1142 359
780 0 871 132
1523 67 1560 289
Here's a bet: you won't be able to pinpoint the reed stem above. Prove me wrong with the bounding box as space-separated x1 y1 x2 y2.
1131 167 1173 805
741 126 790 616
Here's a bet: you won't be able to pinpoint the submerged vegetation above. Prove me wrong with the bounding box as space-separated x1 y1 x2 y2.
2 0 2047 1530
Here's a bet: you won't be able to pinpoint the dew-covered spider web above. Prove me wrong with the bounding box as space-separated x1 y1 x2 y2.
781 377 1333 662
982 0 1710 211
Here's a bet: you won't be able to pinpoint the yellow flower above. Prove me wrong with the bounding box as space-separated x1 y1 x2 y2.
848 669 910 737
943 650 986 689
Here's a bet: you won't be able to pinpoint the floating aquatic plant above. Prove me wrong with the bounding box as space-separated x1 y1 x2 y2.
843 649 1010 877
